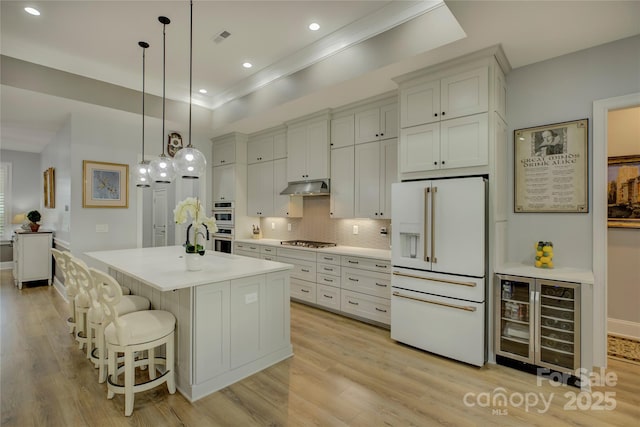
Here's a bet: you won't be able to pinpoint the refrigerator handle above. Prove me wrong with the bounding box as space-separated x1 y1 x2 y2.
431 186 437 263
424 187 430 262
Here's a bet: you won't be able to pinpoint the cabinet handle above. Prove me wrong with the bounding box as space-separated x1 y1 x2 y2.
434 113 438 117
392 271 476 287
380 133 384 136
324 267 333 271
434 161 438 165
393 291 476 312
348 277 359 282
249 246 257 250
348 260 359 264
348 300 359 306
221 159 226 163
301 289 310 293
442 112 445 116
375 283 387 287
323 257 333 261
301 268 310 273
323 294 333 299
380 212 383 216
375 307 387 313
375 264 387 268
374 212 378 216
441 161 445 165
323 278 334 282
375 133 379 137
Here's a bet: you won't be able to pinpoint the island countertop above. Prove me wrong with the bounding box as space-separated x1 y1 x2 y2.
86 245 293 292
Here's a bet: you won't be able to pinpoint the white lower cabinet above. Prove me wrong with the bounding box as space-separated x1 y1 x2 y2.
12 231 53 289
234 242 260 258
340 256 391 324
194 271 290 384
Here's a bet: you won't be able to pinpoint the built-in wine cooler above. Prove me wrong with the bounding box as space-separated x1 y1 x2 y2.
495 275 580 374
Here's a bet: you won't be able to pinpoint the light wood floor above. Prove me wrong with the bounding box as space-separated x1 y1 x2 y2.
1 271 639 426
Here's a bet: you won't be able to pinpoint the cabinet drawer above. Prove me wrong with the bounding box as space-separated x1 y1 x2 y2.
317 273 341 288
277 247 317 262
341 267 390 298
235 242 260 253
290 278 316 303
317 262 341 276
278 256 316 282
260 245 277 255
341 290 390 324
235 250 260 259
260 254 277 261
316 284 340 310
317 252 341 265
341 256 390 273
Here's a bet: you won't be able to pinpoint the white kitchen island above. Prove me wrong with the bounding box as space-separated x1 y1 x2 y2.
85 245 293 402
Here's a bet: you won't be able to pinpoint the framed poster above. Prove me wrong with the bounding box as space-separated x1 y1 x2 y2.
607 155 640 228
82 160 129 208
44 167 55 208
514 119 589 213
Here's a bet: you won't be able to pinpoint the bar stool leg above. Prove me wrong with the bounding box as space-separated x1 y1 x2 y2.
124 349 135 417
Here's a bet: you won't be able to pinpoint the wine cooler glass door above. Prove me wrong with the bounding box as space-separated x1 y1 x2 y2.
537 280 580 372
497 275 535 363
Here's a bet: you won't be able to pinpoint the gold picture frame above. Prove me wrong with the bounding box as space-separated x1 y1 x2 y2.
514 119 589 213
44 167 55 208
607 155 640 228
82 160 129 208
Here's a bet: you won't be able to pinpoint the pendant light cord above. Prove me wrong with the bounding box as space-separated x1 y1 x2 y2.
141 43 146 160
161 18 168 156
188 0 193 148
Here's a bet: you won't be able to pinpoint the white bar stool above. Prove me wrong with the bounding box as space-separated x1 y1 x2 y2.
63 252 90 350
51 248 76 334
70 259 151 379
91 268 176 416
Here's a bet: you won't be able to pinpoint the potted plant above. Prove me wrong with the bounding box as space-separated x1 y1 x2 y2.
27 210 41 232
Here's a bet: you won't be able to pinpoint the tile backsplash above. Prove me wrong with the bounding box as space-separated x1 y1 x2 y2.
258 196 391 250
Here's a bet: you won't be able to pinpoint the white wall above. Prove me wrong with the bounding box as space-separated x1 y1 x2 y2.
0 149 41 236
506 35 640 269
40 117 72 243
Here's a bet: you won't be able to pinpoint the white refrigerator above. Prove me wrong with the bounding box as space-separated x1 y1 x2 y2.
391 176 487 366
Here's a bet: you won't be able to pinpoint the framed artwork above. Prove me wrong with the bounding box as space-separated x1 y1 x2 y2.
167 132 183 157
514 119 589 213
82 160 129 208
607 155 640 228
44 167 55 208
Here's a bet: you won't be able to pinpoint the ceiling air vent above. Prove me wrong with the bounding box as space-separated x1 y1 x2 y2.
213 30 231 44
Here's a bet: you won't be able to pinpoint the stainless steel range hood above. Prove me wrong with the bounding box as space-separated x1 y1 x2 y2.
279 179 330 196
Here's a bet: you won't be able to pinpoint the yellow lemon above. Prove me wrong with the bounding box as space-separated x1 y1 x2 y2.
535 260 542 268
548 261 554 268
540 256 550 263
536 251 543 257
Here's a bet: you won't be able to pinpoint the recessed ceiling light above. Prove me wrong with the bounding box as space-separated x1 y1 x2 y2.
199 89 207 94
308 23 320 31
24 7 40 16
242 62 252 69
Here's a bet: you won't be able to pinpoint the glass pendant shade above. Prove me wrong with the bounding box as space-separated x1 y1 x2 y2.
134 160 151 188
174 146 206 179
149 154 176 184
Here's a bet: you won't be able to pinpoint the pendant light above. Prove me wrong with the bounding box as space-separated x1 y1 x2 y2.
173 0 206 179
134 41 151 188
149 16 177 184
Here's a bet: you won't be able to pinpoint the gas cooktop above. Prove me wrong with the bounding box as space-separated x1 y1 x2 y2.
280 240 337 249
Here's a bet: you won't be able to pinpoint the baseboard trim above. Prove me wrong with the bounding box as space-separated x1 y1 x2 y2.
608 318 640 340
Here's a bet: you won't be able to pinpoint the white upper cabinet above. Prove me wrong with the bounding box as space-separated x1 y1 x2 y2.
212 164 236 202
400 66 488 129
354 138 397 219
286 118 329 182
330 146 355 218
354 102 398 144
247 128 286 164
247 161 275 217
212 139 236 166
274 158 302 218
330 115 355 149
247 135 274 164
